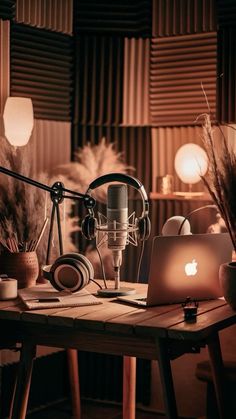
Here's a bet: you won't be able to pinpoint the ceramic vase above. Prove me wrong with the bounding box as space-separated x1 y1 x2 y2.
219 261 236 310
0 251 39 289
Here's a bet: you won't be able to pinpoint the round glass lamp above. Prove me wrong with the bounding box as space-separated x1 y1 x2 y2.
3 97 34 146
174 143 208 196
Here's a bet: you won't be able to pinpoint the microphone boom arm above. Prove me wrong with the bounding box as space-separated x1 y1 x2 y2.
0 166 95 207
0 165 96 263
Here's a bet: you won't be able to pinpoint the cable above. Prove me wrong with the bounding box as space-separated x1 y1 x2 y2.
95 244 107 289
90 278 103 290
178 204 217 235
136 240 145 283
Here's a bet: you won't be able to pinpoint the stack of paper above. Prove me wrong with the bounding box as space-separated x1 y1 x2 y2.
18 284 102 310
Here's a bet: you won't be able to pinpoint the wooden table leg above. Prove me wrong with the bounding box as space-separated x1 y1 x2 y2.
155 338 178 419
9 341 36 419
207 333 229 419
67 349 81 419
123 356 136 419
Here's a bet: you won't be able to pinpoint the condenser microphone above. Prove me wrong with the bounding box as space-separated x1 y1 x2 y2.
107 184 130 292
83 173 150 297
97 183 135 296
107 184 128 269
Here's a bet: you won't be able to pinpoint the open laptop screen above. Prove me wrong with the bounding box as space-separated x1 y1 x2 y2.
147 233 232 305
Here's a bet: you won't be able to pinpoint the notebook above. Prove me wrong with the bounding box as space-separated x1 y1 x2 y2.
18 284 102 310
117 233 232 307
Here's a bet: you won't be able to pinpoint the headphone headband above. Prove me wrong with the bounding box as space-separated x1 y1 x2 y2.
88 173 143 191
82 173 151 242
86 172 149 218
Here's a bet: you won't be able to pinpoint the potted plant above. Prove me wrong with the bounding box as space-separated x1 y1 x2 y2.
200 113 236 309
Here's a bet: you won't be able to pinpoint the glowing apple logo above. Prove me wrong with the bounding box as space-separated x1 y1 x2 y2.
185 259 198 276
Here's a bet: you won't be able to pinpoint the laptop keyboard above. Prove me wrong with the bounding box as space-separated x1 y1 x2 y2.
136 297 147 302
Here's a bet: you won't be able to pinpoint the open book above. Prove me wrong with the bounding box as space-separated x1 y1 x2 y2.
18 284 102 310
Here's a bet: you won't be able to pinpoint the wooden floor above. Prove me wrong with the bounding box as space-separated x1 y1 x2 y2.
26 400 166 419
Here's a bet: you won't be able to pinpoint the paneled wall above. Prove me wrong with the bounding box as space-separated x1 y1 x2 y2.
0 0 72 176
72 0 236 295
150 32 217 126
152 0 216 36
1 1 235 205
73 0 236 199
11 22 74 121
73 0 154 194
0 20 10 115
123 39 150 126
0 2 235 416
0 0 73 367
1 0 235 208
0 0 231 280
16 0 73 34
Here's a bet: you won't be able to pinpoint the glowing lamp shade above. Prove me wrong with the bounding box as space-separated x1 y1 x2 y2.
3 97 34 146
174 143 208 185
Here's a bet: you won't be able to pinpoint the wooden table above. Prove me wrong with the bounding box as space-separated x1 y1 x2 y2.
0 280 236 419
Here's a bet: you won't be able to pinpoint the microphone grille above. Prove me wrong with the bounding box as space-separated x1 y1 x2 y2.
108 184 128 209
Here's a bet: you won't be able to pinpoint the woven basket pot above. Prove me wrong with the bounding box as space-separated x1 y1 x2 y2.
219 261 236 310
0 251 39 289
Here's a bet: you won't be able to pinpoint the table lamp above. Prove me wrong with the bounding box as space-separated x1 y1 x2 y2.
174 143 208 197
3 97 34 146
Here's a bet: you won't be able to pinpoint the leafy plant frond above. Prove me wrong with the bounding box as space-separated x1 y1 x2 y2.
53 138 134 202
200 114 236 251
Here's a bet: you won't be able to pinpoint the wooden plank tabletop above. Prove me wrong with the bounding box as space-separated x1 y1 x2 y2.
0 281 235 344
134 299 227 337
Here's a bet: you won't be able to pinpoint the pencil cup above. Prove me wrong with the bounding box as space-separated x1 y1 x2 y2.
0 251 39 289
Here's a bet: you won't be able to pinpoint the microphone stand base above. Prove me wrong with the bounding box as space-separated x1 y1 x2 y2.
97 287 136 297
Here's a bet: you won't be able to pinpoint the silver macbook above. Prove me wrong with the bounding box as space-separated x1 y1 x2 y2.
118 233 232 306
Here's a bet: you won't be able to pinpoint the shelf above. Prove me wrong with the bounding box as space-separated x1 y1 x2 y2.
149 192 212 201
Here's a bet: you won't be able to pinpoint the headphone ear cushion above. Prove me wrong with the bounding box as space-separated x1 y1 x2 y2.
81 215 96 240
44 253 94 292
138 216 151 241
56 253 94 279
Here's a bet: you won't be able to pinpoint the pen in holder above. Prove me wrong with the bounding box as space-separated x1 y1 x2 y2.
0 219 48 289
0 251 39 289
182 297 199 322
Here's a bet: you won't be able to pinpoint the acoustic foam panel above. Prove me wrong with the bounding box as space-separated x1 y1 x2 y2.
217 27 236 123
74 36 124 126
216 0 236 27
0 0 15 21
0 20 10 113
152 0 216 37
150 32 217 126
74 0 152 37
15 0 73 34
123 38 150 126
10 22 74 121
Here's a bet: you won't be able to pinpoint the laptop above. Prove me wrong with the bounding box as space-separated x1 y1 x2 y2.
117 233 232 307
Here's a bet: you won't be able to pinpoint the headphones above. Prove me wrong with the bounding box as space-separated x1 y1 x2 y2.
81 172 151 242
43 252 94 292
43 173 150 293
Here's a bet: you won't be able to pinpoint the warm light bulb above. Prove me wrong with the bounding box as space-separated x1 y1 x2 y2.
174 143 208 185
3 97 34 146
